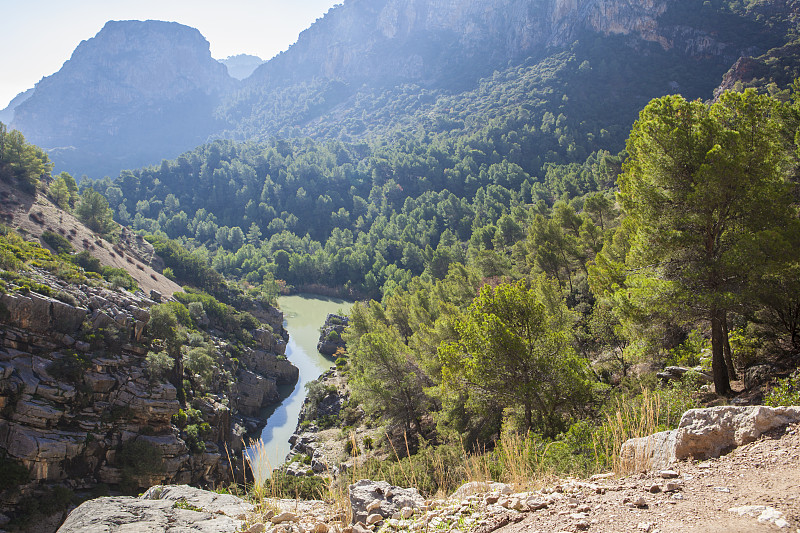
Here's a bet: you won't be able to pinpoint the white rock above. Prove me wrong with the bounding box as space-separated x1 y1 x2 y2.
366 514 383 525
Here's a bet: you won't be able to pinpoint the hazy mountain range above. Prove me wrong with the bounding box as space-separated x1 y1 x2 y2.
4 0 799 178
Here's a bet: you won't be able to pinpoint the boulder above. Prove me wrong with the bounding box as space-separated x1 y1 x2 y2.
619 430 677 473
349 479 424 524
674 405 800 460
57 491 247 532
619 405 800 472
141 484 254 517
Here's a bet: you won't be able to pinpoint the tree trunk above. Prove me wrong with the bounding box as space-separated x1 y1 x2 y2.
721 313 738 380
524 404 533 433
711 308 731 396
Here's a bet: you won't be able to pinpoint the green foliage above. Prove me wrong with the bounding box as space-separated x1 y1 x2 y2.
616 89 796 395
47 351 92 382
667 330 709 368
75 187 117 236
172 408 188 429
0 123 53 193
48 172 79 209
145 350 174 383
267 470 329 500
764 371 800 406
439 278 594 437
40 230 73 255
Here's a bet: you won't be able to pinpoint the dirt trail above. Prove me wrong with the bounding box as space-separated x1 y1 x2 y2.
495 423 800 533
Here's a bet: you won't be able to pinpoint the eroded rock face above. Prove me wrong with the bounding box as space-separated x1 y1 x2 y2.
619 405 800 472
0 271 296 527
11 20 238 178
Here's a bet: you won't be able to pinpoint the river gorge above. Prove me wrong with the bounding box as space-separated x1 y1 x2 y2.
249 294 353 479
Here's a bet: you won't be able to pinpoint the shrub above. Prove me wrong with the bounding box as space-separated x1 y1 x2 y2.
267 470 328 500
41 230 73 255
0 451 29 491
764 371 800 406
47 351 91 382
117 439 164 494
145 350 174 383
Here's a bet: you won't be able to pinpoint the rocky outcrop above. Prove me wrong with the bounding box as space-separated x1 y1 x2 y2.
619 405 800 472
0 267 296 529
317 314 348 356
56 485 251 533
10 20 238 178
348 479 425 525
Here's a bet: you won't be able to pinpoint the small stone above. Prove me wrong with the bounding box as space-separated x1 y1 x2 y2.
575 520 590 530
638 523 653 532
575 505 590 513
633 497 647 508
272 512 298 524
659 470 679 479
664 481 683 492
366 500 382 513
510 498 523 511
314 524 329 533
670 493 684 500
248 524 267 533
570 513 589 520
590 472 614 482
526 499 548 511
648 484 661 494
485 494 500 505
366 514 383 526
400 507 414 519
385 489 394 499
713 487 730 493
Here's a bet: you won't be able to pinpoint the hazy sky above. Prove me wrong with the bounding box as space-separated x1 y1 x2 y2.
0 0 340 109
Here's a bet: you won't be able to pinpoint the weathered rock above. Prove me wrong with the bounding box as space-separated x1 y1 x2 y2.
451 481 512 499
56 493 245 532
349 479 425 524
674 405 800 460
619 430 677 472
619 405 800 471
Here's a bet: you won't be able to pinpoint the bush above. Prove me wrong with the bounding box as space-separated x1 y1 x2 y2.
47 351 91 383
41 230 73 255
764 371 800 406
117 439 164 494
145 350 174 383
0 451 29 491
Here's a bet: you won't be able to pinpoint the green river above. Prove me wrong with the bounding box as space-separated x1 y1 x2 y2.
248 294 353 480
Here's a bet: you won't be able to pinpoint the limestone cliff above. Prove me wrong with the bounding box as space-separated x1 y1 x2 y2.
0 212 296 530
247 0 772 90
10 20 238 179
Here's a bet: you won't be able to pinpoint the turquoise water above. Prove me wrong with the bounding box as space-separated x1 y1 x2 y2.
248 294 353 480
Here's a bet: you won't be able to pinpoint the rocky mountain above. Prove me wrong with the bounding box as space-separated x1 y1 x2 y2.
9 20 238 179
6 0 799 179
219 54 265 80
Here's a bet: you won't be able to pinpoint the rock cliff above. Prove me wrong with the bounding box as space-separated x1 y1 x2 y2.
10 20 238 178
0 222 296 530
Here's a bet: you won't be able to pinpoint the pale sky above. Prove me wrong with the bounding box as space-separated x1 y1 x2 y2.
0 0 341 109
